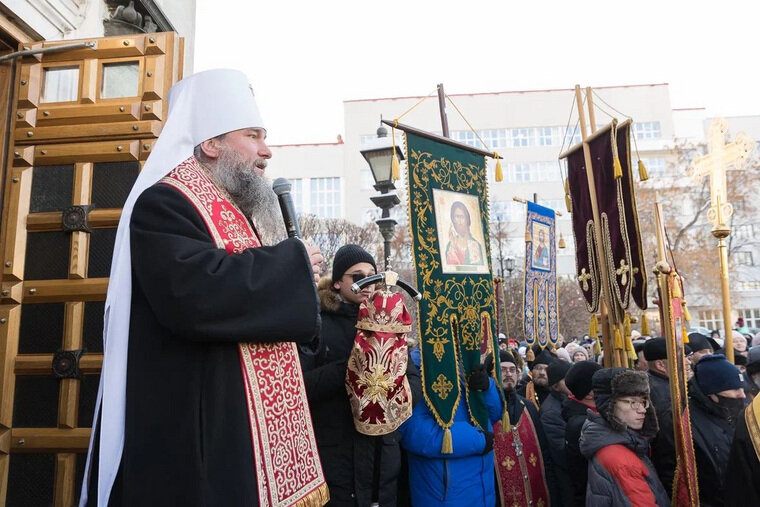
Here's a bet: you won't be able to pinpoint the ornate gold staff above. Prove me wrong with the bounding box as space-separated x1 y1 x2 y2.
689 118 754 363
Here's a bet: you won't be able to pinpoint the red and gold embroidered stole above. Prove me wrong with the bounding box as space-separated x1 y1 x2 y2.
748 394 760 462
161 157 328 507
493 408 550 507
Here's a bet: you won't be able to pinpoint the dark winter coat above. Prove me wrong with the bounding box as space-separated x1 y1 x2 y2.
725 402 760 506
580 412 669 507
689 377 738 507
647 370 676 493
299 278 422 507
562 396 594 507
539 391 574 507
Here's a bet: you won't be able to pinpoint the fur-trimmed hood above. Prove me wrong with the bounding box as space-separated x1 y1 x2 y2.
317 276 341 312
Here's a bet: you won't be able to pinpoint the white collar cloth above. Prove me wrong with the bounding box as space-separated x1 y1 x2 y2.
80 69 266 506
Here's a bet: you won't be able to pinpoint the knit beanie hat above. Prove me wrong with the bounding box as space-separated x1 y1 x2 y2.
331 244 377 283
694 354 745 395
592 368 658 436
484 349 516 375
547 360 572 387
565 360 602 399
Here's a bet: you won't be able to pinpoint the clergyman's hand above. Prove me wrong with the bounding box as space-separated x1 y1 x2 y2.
299 239 323 283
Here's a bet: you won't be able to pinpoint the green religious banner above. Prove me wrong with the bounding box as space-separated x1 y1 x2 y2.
403 129 498 452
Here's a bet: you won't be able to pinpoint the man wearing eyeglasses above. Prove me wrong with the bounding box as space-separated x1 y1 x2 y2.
299 244 421 506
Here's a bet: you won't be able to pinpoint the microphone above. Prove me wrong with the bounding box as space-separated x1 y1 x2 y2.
272 177 301 238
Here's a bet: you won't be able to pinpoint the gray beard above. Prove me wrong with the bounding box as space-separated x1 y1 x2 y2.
204 145 286 245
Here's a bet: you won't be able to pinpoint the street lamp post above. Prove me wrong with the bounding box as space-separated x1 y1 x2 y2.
360 125 404 270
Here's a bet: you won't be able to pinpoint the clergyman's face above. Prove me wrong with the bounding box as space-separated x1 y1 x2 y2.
532 364 549 387
500 362 519 391
219 127 272 175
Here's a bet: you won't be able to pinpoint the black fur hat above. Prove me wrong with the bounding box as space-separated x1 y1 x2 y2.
592 368 659 437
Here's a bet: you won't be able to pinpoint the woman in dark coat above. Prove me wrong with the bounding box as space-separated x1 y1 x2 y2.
580 368 669 507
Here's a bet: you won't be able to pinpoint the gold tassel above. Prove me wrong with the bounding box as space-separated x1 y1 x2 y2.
626 336 637 361
391 153 401 181
682 326 690 343
614 328 623 349
638 159 649 181
593 337 602 355
525 228 532 243
526 346 535 362
441 427 453 454
501 410 511 433
672 275 683 298
589 314 599 338
564 179 572 212
494 153 503 182
682 300 692 322
613 156 623 179
623 313 632 340
641 313 650 336
558 233 566 249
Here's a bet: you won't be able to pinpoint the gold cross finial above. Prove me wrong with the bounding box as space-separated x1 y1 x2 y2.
689 118 755 232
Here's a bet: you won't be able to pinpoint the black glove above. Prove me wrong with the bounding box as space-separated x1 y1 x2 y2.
468 364 490 392
482 430 494 454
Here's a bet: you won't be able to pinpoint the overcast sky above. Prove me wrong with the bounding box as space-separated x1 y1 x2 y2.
194 0 759 146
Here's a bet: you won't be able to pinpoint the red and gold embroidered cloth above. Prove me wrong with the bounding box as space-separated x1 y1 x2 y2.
161 156 328 506
493 410 550 507
345 290 413 435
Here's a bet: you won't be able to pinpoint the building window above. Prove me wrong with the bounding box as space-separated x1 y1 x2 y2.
563 126 582 146
481 129 508 149
511 128 532 147
41 65 80 103
640 157 667 178
451 130 479 148
633 121 662 140
733 251 754 266
310 177 341 218
491 201 510 222
738 281 760 291
738 309 760 328
697 310 723 331
536 127 557 146
291 178 304 215
734 224 754 242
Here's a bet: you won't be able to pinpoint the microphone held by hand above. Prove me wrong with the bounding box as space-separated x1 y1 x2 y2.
272 177 301 238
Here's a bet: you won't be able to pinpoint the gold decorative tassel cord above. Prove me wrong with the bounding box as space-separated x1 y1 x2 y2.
641 313 650 336
626 336 637 361
613 157 623 179
494 153 503 182
638 159 649 181
614 328 624 349
526 346 535 362
391 127 401 181
564 179 572 212
593 336 602 355
501 410 511 433
672 274 683 298
682 300 692 322
441 427 453 454
589 314 599 338
623 313 632 339
525 228 532 243
682 326 690 344
611 123 623 179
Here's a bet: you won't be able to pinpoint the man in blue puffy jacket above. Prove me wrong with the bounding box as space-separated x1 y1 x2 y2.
399 350 503 506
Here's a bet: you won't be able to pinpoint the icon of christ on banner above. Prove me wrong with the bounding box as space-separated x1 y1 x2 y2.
433 189 489 275
531 222 551 271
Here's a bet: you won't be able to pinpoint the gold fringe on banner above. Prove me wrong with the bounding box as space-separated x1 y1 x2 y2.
672 275 683 298
494 152 503 182
626 336 637 361
641 313 650 336
683 326 690 344
623 313 632 339
613 157 623 179
589 314 599 338
441 427 453 454
638 159 649 181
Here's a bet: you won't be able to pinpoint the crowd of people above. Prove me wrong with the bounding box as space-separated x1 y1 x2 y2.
81 69 760 507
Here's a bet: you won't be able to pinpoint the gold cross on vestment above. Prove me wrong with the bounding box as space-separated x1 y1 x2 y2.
615 259 630 286
578 268 592 292
690 118 755 232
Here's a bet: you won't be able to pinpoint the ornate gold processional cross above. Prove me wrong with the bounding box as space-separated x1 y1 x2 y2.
689 118 755 363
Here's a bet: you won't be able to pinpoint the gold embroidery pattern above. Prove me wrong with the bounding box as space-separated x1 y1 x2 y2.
432 374 454 400
578 268 592 292
529 453 537 467
502 456 516 471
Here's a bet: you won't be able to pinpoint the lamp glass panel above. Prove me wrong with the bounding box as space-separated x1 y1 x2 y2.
365 150 393 184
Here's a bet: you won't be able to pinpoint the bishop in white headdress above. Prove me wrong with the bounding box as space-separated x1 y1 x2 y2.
80 69 328 506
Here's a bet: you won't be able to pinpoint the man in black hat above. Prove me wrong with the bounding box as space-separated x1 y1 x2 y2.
562 360 602 506
690 354 746 507
644 337 679 494
300 244 422 506
519 346 556 409
540 360 574 507
687 332 715 367
489 350 556 506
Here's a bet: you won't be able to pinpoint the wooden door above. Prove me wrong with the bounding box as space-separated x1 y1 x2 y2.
0 31 182 506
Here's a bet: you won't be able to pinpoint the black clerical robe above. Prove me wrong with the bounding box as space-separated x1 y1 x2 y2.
87 180 321 506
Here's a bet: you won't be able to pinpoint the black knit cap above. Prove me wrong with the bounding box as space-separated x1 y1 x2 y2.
484 350 516 375
331 244 377 283
564 360 602 399
643 337 668 361
547 360 572 387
